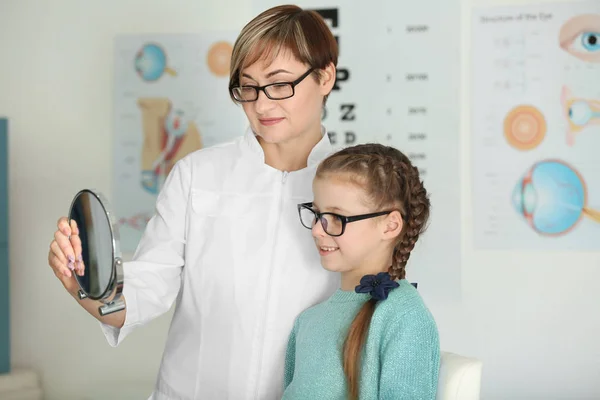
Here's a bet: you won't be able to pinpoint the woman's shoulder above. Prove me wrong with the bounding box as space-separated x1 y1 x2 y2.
168 136 247 183
181 136 243 165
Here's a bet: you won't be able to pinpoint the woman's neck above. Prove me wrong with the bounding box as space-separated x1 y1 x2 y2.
259 127 323 172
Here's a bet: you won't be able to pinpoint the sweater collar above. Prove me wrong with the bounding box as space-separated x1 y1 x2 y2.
328 288 371 304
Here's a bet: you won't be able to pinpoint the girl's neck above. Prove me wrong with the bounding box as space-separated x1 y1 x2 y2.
340 249 395 291
340 264 391 291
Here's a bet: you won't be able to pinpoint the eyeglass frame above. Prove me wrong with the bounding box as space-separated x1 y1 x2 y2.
229 68 315 102
297 202 395 237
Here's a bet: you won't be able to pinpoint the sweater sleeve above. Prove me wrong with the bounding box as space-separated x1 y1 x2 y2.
379 307 440 400
283 318 299 389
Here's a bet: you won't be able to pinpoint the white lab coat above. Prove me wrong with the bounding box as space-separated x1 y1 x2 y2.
101 127 340 400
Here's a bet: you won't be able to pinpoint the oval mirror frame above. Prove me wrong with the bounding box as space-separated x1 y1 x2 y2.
68 189 125 316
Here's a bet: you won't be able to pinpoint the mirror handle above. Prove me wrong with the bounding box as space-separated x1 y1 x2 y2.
98 299 126 316
97 257 126 316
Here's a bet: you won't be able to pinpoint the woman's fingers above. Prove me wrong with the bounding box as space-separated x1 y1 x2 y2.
69 220 84 275
48 240 71 278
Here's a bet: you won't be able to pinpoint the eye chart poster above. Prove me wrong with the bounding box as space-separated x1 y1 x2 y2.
253 1 462 303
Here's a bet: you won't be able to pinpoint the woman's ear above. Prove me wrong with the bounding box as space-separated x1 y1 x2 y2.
319 62 336 96
382 210 403 241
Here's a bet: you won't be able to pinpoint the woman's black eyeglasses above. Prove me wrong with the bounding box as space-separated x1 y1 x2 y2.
230 68 315 102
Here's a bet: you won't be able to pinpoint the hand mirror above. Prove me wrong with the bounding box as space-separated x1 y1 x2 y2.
68 189 125 316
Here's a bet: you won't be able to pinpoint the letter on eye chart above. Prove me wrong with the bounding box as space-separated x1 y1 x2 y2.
558 14 600 63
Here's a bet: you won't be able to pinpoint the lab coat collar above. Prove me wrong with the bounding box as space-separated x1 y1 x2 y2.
242 125 334 168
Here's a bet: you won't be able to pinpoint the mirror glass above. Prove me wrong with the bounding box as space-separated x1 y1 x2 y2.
68 190 114 299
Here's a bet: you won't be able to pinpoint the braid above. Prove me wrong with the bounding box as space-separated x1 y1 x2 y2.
390 161 430 280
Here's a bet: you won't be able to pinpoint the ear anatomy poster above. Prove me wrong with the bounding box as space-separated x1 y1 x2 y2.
113 34 247 252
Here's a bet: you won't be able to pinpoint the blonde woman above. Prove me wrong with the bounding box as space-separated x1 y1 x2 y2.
48 5 339 399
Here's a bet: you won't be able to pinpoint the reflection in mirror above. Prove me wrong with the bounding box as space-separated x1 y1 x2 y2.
69 191 113 298
68 189 125 316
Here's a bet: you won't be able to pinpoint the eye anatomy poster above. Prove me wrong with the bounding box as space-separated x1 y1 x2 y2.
252 1 462 303
472 2 600 250
113 34 247 252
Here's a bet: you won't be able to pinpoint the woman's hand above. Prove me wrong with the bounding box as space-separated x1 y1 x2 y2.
48 217 84 296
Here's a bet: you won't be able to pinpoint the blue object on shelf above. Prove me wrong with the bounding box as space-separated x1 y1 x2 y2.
0 118 9 374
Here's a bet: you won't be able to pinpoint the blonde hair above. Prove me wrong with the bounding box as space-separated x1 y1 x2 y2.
229 5 338 103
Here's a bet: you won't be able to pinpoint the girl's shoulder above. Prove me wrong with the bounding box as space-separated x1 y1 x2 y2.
373 279 437 329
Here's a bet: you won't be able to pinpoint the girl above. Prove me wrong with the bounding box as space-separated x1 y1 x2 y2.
284 144 440 399
48 5 341 400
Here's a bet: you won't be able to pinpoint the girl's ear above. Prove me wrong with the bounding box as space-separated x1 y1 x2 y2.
382 210 403 241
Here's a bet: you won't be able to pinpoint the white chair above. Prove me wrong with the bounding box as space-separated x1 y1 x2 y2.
436 351 482 400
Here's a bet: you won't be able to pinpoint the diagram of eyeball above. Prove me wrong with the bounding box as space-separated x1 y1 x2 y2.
206 41 233 77
558 14 600 63
135 43 177 82
512 159 599 236
503 105 547 151
560 85 600 146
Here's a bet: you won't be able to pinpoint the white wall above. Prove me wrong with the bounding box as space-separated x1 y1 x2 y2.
1 0 598 399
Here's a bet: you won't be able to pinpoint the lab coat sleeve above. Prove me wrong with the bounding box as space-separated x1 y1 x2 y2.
100 157 191 346
378 308 440 400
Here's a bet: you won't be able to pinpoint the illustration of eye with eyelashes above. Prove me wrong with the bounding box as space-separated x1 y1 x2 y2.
559 14 600 63
560 85 600 146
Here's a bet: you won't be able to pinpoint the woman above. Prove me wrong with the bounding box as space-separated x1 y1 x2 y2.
48 5 340 399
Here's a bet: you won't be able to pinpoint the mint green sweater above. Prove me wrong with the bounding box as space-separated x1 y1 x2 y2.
282 279 440 400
